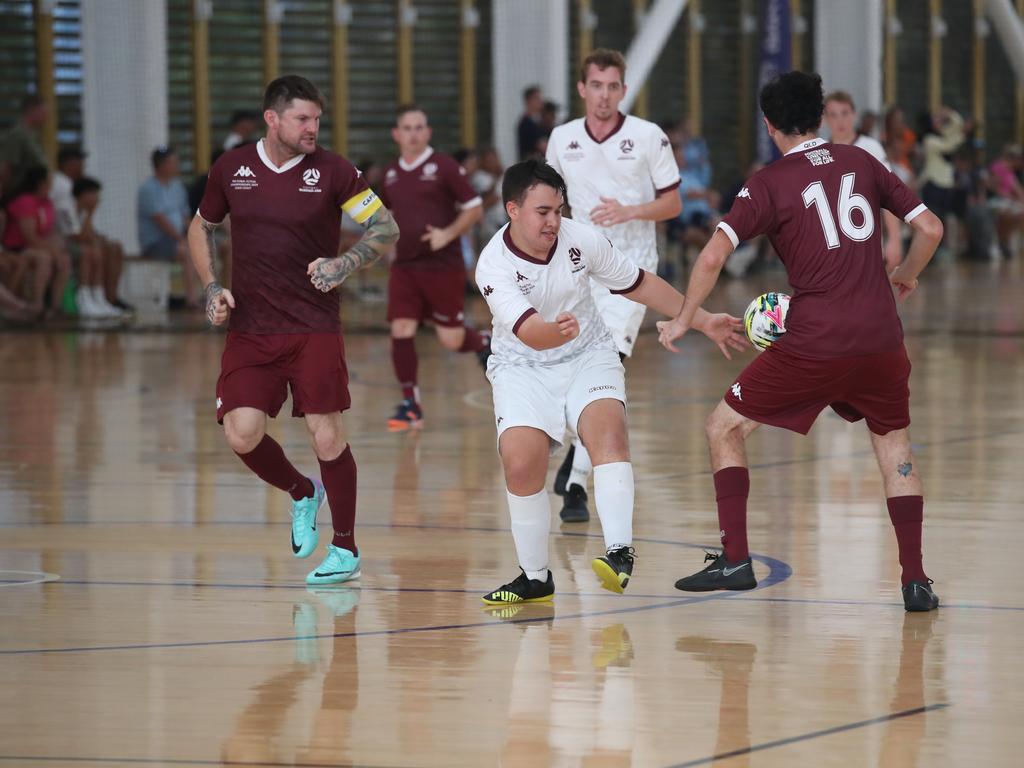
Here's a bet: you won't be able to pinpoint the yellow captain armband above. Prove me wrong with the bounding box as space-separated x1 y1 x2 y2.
341 189 382 224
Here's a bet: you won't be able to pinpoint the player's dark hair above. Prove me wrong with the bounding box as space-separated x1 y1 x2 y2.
580 48 626 84
151 145 175 170
522 85 541 102
263 75 325 113
72 176 101 198
394 103 427 124
759 71 824 136
229 109 259 126
16 164 49 197
502 159 567 207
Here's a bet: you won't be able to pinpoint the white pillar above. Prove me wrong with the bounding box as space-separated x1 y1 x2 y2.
80 0 169 254
814 0 884 115
492 0 569 168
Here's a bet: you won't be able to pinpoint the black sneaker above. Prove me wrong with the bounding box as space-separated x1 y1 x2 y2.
559 483 590 523
476 331 492 371
481 569 555 605
386 398 423 432
674 551 757 592
902 579 939 612
553 443 575 496
592 546 635 594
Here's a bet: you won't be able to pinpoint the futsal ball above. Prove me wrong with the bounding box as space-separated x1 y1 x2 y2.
743 292 790 351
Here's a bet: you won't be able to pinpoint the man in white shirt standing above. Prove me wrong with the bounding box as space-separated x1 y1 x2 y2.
824 90 903 269
477 160 744 604
545 48 682 522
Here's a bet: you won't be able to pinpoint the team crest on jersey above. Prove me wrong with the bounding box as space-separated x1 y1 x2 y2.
421 162 439 180
568 246 585 273
385 168 398 184
619 139 635 154
300 168 322 193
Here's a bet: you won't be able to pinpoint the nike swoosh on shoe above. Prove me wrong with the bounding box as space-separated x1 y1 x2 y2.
722 564 749 576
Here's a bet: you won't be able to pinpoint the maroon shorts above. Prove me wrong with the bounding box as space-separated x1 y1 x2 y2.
725 344 912 435
386 265 466 327
215 332 350 423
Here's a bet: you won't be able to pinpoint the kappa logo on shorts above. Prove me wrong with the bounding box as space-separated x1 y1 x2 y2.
497 416 504 426
216 397 223 409
730 383 742 401
589 385 616 393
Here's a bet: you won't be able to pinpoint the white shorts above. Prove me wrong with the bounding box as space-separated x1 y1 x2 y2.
488 343 626 451
590 283 647 357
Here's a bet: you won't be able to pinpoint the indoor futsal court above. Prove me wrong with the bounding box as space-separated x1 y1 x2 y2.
1 259 1021 767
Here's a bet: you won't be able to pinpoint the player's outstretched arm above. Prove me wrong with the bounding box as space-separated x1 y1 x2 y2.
188 215 234 326
308 207 400 292
656 228 733 351
421 204 482 252
516 312 580 351
889 209 943 300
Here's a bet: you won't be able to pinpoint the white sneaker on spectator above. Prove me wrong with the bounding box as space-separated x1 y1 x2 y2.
76 286 104 318
91 287 126 318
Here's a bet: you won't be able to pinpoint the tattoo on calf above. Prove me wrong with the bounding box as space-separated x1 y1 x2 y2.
897 462 913 478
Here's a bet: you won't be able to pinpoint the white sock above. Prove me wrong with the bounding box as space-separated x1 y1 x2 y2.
593 462 634 551
568 440 593 490
507 488 550 580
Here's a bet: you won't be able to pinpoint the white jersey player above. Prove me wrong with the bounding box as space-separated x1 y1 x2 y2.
476 159 744 606
824 90 903 270
544 48 682 522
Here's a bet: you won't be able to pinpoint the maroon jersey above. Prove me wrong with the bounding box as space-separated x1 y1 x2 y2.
199 141 381 334
378 148 481 270
720 138 926 358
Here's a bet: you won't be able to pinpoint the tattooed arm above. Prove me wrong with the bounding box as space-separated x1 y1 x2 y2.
307 207 401 292
187 214 235 325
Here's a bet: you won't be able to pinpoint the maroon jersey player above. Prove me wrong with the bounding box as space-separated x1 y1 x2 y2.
658 71 944 612
378 104 488 432
188 75 399 585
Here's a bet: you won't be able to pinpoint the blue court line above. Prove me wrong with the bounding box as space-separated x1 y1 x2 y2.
0 546 791 655
8 579 1024 614
666 702 951 768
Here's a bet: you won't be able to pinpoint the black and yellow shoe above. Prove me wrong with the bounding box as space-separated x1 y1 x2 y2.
592 546 635 594
481 569 555 605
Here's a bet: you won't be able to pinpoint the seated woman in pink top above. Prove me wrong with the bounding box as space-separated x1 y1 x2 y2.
2 165 70 317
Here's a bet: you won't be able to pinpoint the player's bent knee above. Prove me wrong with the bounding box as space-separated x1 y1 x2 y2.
310 430 346 461
224 425 263 454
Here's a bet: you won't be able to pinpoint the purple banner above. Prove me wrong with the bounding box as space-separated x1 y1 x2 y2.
756 0 792 163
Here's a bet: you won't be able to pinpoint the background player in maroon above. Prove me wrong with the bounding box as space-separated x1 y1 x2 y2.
188 75 399 585
657 71 944 612
378 105 488 431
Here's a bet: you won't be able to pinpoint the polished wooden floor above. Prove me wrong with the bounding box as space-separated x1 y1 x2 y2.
1 259 1022 767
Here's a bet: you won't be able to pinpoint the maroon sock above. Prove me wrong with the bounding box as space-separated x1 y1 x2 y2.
391 337 418 401
714 467 750 562
236 435 313 501
458 327 488 353
320 445 358 555
887 495 926 586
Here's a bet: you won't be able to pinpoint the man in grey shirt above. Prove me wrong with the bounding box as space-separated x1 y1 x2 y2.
137 146 196 305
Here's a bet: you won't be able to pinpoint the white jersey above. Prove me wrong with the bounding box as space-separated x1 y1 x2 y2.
475 218 643 367
546 113 680 269
854 134 893 171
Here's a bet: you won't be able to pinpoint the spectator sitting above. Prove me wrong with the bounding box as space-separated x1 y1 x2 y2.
2 165 70 318
0 94 49 197
137 145 197 306
987 143 1024 258
0 167 40 322
73 177 131 315
884 106 918 185
223 110 261 151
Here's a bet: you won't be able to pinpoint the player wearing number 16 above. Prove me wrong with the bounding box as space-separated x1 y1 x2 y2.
657 71 944 612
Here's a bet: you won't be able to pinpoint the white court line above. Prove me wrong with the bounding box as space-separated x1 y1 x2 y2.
0 570 61 587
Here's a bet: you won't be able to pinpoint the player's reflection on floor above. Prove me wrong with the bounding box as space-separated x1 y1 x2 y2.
220 586 361 766
497 615 637 766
